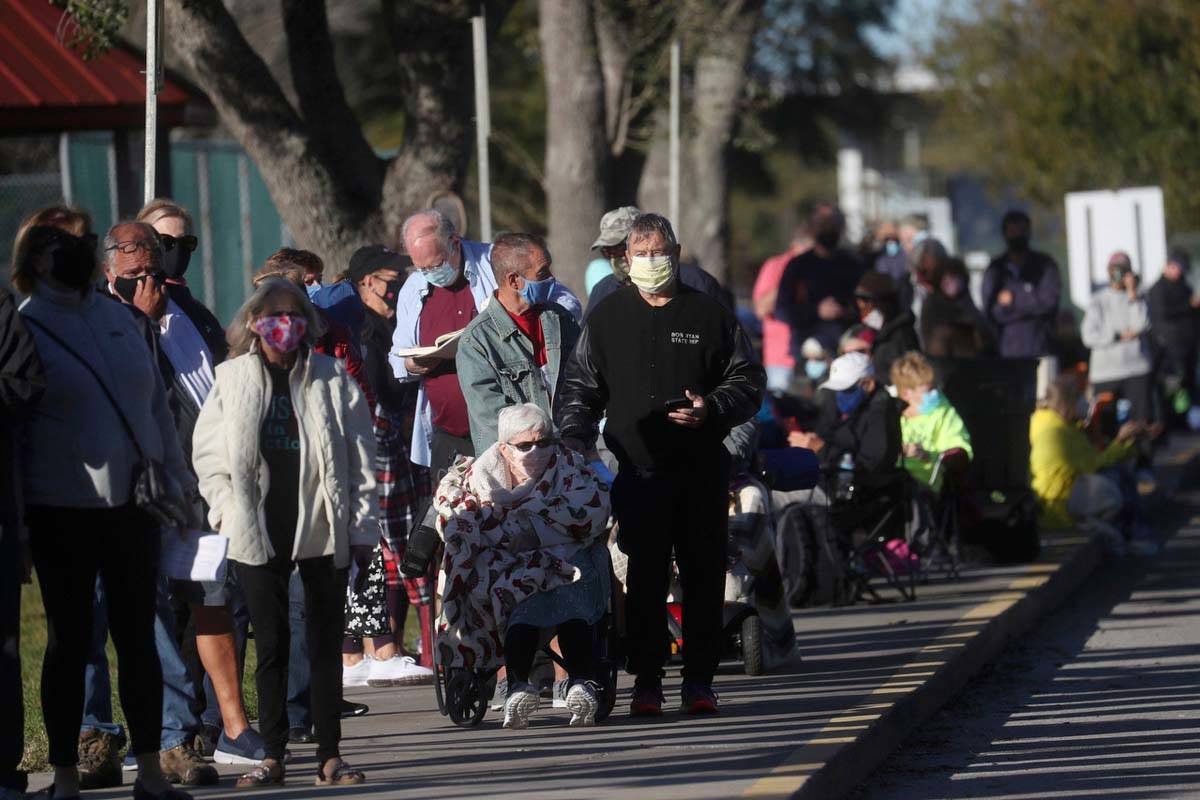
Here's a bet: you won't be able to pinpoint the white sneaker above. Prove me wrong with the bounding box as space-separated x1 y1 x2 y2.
565 681 598 727
343 657 372 688
502 682 539 730
367 655 434 687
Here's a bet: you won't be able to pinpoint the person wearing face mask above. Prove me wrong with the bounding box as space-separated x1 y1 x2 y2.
434 403 612 729
890 352 973 488
982 209 1062 359
802 352 901 480
584 205 728 318
871 219 908 284
15 225 204 800
389 209 496 472
457 232 581 455
193 278 377 789
1081 252 1156 427
557 213 764 717
920 258 996 359
853 271 919 382
775 202 866 359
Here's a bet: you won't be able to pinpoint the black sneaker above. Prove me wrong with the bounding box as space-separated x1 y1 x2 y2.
288 726 315 744
340 699 370 718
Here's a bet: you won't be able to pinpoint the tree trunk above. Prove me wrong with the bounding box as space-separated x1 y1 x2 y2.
636 0 764 287
539 0 609 300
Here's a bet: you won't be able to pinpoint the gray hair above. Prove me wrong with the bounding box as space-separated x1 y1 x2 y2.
226 277 327 357
497 403 552 443
626 213 677 251
491 231 548 283
401 208 457 255
103 221 163 272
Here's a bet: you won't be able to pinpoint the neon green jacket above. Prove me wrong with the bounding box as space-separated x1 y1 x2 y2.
1029 408 1135 530
900 398 973 488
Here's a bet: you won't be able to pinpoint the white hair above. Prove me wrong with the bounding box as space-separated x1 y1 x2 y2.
497 403 551 443
401 208 457 254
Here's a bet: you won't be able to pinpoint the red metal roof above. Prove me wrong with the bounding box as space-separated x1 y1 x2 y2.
0 0 208 132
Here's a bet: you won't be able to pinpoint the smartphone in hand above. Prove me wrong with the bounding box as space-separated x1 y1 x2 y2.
663 397 692 413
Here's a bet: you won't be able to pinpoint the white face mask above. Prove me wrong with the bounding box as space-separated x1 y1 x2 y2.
628 255 675 294
503 440 556 484
862 309 884 331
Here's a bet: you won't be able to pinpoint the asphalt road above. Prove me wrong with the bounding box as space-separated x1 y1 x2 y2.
852 484 1200 800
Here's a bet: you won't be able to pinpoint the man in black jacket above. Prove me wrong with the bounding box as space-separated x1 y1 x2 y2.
556 213 764 717
1149 249 1199 421
810 352 902 476
0 286 45 798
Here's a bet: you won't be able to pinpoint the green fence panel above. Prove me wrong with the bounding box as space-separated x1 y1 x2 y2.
204 146 245 324
68 132 115 235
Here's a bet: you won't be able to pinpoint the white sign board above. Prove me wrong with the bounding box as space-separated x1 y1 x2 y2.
1064 187 1167 309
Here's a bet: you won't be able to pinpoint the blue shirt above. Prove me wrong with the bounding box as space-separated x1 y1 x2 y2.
309 282 364 340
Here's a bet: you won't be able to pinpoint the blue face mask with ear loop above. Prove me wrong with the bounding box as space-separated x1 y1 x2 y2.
805 360 829 380
836 385 867 415
519 275 558 305
917 389 942 415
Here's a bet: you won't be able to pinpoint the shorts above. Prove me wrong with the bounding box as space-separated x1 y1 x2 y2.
168 575 229 608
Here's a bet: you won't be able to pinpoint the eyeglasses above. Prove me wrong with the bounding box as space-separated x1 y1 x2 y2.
507 438 555 452
106 239 159 255
160 234 199 253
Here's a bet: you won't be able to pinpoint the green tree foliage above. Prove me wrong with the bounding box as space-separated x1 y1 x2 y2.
51 0 129 61
931 0 1200 228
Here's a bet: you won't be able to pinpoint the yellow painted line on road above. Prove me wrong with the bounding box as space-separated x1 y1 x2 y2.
740 566 1060 799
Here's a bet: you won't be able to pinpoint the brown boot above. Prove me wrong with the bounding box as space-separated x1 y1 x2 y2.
78 729 123 790
159 740 220 786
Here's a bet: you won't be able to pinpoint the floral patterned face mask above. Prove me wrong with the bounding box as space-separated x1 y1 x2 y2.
253 313 307 353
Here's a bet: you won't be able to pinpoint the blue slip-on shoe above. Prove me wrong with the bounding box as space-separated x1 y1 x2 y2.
213 728 267 765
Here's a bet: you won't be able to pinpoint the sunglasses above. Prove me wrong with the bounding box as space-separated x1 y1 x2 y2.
106 239 159 255
160 234 199 252
507 438 555 452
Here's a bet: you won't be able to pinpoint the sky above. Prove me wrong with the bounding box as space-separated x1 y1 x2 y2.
866 0 971 64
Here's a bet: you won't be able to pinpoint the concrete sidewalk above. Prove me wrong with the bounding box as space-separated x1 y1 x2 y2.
28 537 1107 800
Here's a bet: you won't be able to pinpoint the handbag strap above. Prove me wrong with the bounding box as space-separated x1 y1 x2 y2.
21 313 148 462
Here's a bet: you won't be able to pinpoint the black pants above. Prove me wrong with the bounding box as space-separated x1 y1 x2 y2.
613 457 731 687
504 620 593 685
430 427 474 481
1094 373 1156 423
235 557 346 765
0 521 25 792
26 504 163 766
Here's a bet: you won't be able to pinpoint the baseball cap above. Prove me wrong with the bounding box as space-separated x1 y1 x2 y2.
591 206 642 250
823 352 874 392
348 245 410 283
800 337 826 360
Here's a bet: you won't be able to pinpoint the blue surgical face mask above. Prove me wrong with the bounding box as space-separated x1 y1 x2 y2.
836 385 867 415
420 260 459 288
884 239 901 257
917 389 941 415
805 360 829 380
520 275 557 305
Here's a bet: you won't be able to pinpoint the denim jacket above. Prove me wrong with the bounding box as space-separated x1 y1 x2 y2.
388 239 495 466
456 297 581 455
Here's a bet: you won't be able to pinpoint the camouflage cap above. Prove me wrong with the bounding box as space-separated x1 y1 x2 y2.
591 206 643 250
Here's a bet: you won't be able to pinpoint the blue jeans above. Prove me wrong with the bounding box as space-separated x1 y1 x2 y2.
287 569 311 730
82 577 200 751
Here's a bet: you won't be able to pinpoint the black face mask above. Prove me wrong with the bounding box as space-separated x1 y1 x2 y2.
1006 235 1030 254
161 245 191 281
375 278 402 311
816 230 841 250
113 272 165 304
49 237 97 290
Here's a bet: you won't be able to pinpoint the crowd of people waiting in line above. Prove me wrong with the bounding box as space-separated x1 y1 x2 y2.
1 191 1194 800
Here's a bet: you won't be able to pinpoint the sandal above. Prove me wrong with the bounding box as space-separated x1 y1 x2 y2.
315 758 366 787
235 760 285 789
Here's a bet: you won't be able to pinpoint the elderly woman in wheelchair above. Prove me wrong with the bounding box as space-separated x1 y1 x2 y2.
434 403 613 729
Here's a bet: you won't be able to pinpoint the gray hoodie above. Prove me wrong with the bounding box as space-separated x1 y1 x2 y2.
1081 285 1152 384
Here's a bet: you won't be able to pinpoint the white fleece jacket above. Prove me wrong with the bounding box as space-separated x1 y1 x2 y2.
193 348 379 568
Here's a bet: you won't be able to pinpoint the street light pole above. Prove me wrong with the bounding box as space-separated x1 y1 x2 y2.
144 0 163 204
471 13 492 242
669 38 681 229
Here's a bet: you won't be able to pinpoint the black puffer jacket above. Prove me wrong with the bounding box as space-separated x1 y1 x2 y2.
871 310 920 380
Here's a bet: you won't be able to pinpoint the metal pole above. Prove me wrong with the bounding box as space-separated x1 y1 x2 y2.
144 0 163 203
669 38 681 229
471 14 492 242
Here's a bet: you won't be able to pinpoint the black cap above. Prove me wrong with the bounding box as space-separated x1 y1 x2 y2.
348 245 410 283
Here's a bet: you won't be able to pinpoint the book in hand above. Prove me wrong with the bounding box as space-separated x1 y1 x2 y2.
393 328 465 361
161 529 229 582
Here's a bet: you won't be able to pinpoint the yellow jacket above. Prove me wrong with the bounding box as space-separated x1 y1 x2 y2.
1028 408 1134 530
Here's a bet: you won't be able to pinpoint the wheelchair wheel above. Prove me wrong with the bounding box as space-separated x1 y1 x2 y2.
445 669 488 728
740 614 764 676
594 660 619 723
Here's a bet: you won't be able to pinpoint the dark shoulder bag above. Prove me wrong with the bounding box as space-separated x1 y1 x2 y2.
22 315 187 528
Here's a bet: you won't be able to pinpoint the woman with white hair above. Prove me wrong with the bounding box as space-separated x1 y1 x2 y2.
435 403 611 729
193 278 377 788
